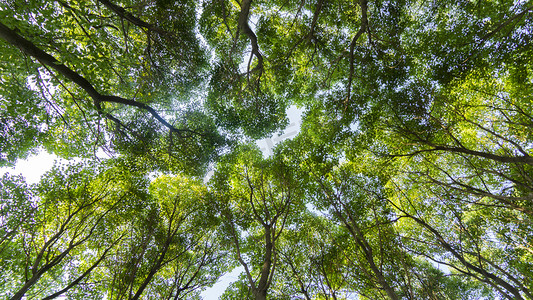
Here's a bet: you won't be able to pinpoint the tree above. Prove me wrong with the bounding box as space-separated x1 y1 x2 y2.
0 0 223 173
276 212 356 300
210 145 302 300
2 0 532 298
0 160 231 299
380 69 533 299
101 174 230 300
1 161 135 300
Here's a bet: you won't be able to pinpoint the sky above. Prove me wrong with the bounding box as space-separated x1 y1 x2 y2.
0 151 59 184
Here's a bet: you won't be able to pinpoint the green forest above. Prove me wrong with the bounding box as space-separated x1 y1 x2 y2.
0 0 532 299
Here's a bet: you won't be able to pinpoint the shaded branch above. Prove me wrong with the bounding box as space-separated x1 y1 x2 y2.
464 4 533 63
283 0 325 61
345 0 369 107
96 0 171 36
238 0 264 77
0 21 198 136
390 144 533 165
391 198 527 300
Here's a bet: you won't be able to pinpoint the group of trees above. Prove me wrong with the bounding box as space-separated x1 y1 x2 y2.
1 0 532 299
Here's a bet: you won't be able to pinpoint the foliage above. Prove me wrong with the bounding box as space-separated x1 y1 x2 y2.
1 0 532 299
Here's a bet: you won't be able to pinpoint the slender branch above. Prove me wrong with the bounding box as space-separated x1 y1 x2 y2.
345 0 369 108
390 144 533 165
465 4 533 63
96 0 171 36
283 0 324 61
395 203 526 300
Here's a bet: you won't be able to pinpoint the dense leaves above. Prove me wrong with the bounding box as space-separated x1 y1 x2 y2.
1 0 532 299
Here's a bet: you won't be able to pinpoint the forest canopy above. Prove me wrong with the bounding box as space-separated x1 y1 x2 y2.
1 0 532 299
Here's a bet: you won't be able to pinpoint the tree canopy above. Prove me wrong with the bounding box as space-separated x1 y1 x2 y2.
1 0 532 299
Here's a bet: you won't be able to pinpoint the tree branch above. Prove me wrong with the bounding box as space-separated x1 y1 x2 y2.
345 0 369 108
390 144 533 165
0 21 200 137
96 0 171 37
238 0 264 77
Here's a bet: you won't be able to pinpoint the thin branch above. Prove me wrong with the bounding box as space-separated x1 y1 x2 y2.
345 0 369 109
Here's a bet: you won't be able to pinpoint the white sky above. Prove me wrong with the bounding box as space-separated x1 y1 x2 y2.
257 105 302 156
0 151 59 184
201 266 244 299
